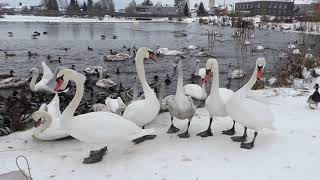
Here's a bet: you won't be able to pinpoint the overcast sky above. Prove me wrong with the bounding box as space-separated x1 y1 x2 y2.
0 0 233 9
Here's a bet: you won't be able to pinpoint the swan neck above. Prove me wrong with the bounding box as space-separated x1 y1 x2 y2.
195 63 200 75
62 76 84 119
237 66 257 95
30 71 38 91
210 68 220 96
136 57 154 99
176 64 184 96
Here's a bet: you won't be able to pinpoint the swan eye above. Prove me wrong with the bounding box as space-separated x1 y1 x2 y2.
56 75 64 82
257 65 263 70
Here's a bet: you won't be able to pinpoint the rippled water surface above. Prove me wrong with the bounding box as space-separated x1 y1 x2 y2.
0 22 299 95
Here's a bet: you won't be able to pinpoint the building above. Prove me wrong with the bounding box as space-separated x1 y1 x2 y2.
135 5 178 16
294 2 320 17
235 1 294 17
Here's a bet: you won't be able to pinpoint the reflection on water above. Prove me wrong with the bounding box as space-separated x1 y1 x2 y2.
0 22 299 95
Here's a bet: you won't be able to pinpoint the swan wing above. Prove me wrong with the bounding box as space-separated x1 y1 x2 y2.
184 84 204 100
47 94 61 127
219 88 234 103
69 112 145 143
41 61 53 82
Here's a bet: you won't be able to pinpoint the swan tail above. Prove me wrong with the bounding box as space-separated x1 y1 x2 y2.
129 128 156 141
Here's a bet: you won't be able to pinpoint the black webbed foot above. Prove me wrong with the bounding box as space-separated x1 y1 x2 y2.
167 124 180 134
132 135 157 144
196 128 213 137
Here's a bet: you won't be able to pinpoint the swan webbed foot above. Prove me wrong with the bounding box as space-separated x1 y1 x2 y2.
83 153 104 164
240 142 254 149
132 135 157 144
167 124 180 134
222 121 235 136
89 146 108 157
231 127 247 142
196 129 213 137
178 131 190 138
231 135 247 142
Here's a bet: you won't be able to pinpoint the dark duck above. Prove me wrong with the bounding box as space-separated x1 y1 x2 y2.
307 83 320 109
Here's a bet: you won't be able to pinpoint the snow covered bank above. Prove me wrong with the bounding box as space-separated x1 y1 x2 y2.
0 88 319 180
0 15 183 24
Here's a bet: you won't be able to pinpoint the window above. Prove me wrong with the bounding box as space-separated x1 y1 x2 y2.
258 3 261 8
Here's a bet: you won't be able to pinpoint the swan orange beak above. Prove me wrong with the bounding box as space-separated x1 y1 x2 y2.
54 76 64 91
204 69 211 82
149 51 157 62
34 119 41 127
257 66 263 80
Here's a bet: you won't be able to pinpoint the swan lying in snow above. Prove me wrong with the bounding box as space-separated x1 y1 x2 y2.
53 67 156 163
226 57 275 149
32 94 69 141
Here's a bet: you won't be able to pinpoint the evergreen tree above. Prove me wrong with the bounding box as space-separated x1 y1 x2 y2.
194 3 198 8
67 0 80 13
87 0 93 11
82 2 87 11
197 2 206 16
184 3 189 16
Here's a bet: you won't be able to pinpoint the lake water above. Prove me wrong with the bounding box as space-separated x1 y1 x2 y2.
0 22 300 95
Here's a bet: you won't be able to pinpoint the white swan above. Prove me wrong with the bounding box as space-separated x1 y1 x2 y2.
95 67 116 89
53 68 156 162
166 60 196 138
226 57 275 149
157 48 183 56
228 64 245 79
30 62 67 93
293 49 301 55
0 76 29 89
256 45 264 51
123 47 160 127
106 53 131 61
197 58 235 137
244 40 251 46
184 81 207 101
105 97 127 114
191 60 206 81
305 49 313 59
32 94 69 140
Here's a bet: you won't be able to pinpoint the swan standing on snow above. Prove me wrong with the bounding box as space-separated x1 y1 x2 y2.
32 94 69 140
123 47 160 128
197 59 235 137
226 57 275 149
53 68 156 163
166 60 196 138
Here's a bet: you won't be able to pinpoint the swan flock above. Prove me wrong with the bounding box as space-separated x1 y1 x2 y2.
27 47 276 163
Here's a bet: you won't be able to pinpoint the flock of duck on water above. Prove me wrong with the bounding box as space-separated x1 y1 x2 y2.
1 45 278 164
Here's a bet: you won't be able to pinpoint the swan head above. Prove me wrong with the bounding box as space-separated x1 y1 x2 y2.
256 57 266 80
30 68 39 75
135 47 157 63
32 110 45 128
204 58 218 81
54 68 86 92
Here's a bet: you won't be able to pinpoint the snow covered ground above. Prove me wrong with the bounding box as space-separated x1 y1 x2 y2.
0 87 319 180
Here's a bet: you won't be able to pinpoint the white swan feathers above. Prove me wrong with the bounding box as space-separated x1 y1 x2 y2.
32 94 69 140
123 47 160 127
226 58 275 130
53 68 154 143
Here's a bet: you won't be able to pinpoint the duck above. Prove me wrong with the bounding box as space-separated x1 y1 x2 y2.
28 51 38 58
187 41 197 50
43 32 48 35
123 47 160 128
8 32 13 37
84 66 102 75
250 34 255 38
32 94 69 140
49 57 61 64
226 57 275 149
106 53 131 61
30 62 67 93
307 84 320 109
88 46 93 51
0 70 15 80
113 35 118 39
256 45 264 51
4 51 16 57
196 58 235 137
164 74 171 86
228 64 245 79
47 54 51 60
166 60 196 138
184 81 207 101
101 35 106 39
53 68 156 163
